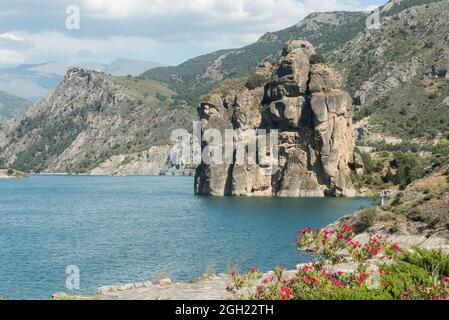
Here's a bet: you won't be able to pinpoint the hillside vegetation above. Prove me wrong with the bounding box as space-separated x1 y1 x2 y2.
0 91 30 123
141 11 368 104
0 69 196 173
2 0 449 178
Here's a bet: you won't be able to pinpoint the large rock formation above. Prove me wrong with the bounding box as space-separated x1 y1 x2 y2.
195 41 359 197
0 68 196 174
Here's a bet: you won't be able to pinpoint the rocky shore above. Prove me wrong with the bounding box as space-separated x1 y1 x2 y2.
53 224 449 301
0 168 27 179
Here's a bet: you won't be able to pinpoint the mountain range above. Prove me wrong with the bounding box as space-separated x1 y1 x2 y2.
0 58 166 101
0 91 30 124
1 0 448 176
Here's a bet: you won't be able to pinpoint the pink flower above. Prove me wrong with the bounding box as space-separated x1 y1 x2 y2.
337 233 344 240
332 279 342 287
280 287 293 300
248 267 261 274
299 227 313 235
357 272 368 284
303 275 320 284
443 277 449 284
403 291 411 300
262 278 272 284
303 265 313 271
391 244 401 252
343 225 353 231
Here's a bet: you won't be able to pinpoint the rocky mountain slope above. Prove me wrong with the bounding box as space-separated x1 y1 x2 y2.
2 0 448 179
328 0 449 143
141 11 369 105
0 90 30 123
195 41 360 197
141 0 449 145
0 59 165 100
0 68 196 174
103 58 166 77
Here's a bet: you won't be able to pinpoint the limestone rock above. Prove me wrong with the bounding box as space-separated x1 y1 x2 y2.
195 41 358 197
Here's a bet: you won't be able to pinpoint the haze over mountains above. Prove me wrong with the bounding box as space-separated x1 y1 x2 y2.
0 90 30 124
0 58 166 100
1 0 448 176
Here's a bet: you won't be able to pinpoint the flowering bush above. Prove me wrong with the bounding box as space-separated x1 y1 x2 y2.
228 225 449 300
296 225 403 265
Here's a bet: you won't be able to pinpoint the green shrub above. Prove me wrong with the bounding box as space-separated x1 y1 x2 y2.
360 152 376 174
393 152 424 189
402 247 449 277
354 208 378 232
309 54 327 65
155 92 167 101
7 169 14 176
245 73 269 90
299 286 393 300
230 223 449 300
388 225 400 234
407 209 425 222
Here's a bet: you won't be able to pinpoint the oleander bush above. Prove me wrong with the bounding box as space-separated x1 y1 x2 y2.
227 225 449 300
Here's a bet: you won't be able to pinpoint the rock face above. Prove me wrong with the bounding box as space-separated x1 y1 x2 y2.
195 41 358 197
90 144 195 176
0 68 195 174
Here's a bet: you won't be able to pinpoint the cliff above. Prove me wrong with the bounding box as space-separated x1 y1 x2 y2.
0 68 196 174
195 41 360 197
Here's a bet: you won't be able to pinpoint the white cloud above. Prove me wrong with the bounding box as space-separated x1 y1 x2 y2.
78 0 372 54
0 33 24 41
0 0 383 66
0 9 20 17
82 0 366 23
0 31 163 66
0 50 26 65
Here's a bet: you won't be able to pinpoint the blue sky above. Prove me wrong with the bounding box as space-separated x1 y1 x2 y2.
0 0 386 67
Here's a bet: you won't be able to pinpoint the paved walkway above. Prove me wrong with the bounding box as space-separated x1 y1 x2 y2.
96 275 233 300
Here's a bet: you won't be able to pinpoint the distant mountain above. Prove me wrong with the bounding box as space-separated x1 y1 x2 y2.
141 11 369 104
0 68 195 173
2 0 448 174
142 0 449 142
0 91 30 123
329 0 449 142
104 58 166 76
0 59 165 100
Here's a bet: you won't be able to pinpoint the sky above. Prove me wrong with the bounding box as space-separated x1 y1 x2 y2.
0 0 386 68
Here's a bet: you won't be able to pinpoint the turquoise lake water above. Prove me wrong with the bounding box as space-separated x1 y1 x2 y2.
0 176 372 299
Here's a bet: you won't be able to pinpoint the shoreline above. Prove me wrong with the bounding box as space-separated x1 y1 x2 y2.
54 214 449 301
0 169 27 179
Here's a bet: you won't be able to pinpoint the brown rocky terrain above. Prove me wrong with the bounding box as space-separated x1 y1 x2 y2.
195 41 362 197
0 68 196 174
